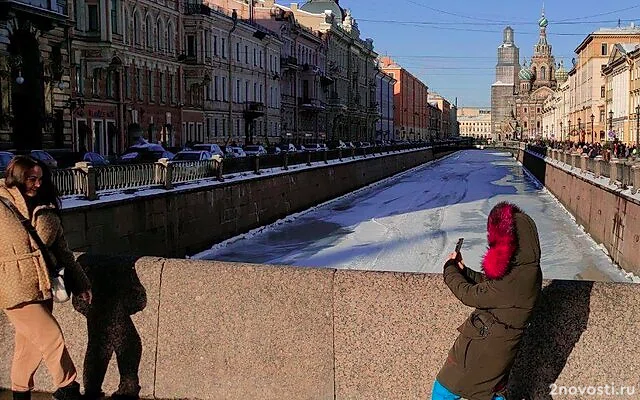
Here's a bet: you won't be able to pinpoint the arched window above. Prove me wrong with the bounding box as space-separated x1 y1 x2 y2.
541 66 546 80
124 8 130 44
550 66 554 80
166 22 174 53
133 10 140 45
532 66 537 77
156 18 164 50
145 15 153 48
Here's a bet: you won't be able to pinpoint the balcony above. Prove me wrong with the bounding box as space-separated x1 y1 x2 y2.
243 101 265 119
1 0 69 19
183 3 211 15
299 97 325 112
280 56 298 70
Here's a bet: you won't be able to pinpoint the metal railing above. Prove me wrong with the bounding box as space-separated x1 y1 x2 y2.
52 168 86 196
171 160 221 184
52 142 470 200
96 164 162 192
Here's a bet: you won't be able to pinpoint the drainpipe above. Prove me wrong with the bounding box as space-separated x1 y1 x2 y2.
226 10 238 145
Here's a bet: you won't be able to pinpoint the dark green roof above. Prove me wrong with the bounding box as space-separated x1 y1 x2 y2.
300 0 343 20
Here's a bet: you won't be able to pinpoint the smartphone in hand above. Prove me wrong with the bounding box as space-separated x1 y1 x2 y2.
455 238 464 254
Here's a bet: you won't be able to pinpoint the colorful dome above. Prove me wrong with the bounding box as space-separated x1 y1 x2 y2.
555 62 568 83
538 15 548 28
519 67 533 81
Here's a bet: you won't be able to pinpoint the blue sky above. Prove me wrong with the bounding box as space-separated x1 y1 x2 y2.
337 0 640 107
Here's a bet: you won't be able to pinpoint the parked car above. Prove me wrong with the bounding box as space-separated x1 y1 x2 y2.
0 151 14 173
280 143 298 153
29 150 58 169
327 140 347 150
243 145 267 156
83 152 110 166
172 150 214 161
118 142 174 164
224 146 247 158
267 146 282 155
191 144 224 160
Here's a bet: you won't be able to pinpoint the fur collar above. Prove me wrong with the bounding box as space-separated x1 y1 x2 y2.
482 202 520 280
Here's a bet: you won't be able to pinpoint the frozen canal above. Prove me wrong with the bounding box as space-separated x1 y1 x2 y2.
196 150 632 282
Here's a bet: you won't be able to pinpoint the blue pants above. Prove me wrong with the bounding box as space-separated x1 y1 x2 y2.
432 380 505 400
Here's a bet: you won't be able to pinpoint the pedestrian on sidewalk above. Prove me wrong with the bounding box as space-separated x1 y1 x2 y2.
432 202 542 400
0 156 92 400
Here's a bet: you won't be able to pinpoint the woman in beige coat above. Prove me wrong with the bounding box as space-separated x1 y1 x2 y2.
0 156 92 400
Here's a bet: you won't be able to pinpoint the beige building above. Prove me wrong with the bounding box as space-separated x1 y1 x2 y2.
428 93 452 138
289 0 379 142
458 108 491 141
570 24 640 143
601 43 640 145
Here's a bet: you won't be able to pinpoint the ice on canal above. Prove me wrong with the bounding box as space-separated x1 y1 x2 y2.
195 150 634 282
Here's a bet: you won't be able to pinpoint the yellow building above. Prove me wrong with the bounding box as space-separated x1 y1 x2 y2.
570 24 640 142
602 43 640 145
458 107 492 141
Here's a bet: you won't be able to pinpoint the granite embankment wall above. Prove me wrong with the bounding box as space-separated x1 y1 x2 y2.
1 256 638 400
518 149 640 276
61 147 444 258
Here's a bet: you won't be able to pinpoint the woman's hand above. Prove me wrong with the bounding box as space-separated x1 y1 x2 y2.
77 290 92 305
447 252 465 270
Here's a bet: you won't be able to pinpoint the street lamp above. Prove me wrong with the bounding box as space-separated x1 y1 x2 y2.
560 121 563 142
578 117 582 142
609 110 614 141
568 120 572 142
590 114 595 143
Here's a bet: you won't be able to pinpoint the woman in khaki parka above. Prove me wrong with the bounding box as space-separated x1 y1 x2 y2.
0 156 92 400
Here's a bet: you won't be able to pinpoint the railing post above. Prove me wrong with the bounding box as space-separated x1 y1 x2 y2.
254 155 261 175
338 148 343 161
217 160 224 182
323 149 328 164
594 156 603 177
632 164 640 194
156 158 173 190
580 154 588 172
306 151 312 166
351 147 355 159
283 152 289 170
609 159 620 186
74 162 97 201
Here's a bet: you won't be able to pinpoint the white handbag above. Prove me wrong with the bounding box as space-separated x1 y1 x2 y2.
50 268 70 303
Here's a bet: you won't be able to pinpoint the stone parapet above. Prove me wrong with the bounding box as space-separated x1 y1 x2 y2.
2 255 639 400
519 149 640 275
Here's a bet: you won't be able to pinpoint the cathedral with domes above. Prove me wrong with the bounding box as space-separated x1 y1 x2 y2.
491 9 569 141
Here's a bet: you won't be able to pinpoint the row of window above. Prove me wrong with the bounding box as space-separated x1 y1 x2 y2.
76 65 178 104
203 77 280 107
182 118 281 142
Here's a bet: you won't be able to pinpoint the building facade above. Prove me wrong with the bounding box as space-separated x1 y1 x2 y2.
71 0 185 154
379 56 428 141
375 69 395 142
570 25 640 143
0 0 73 150
490 26 520 142
458 107 491 141
427 102 441 140
292 0 379 143
428 93 451 139
601 43 640 144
